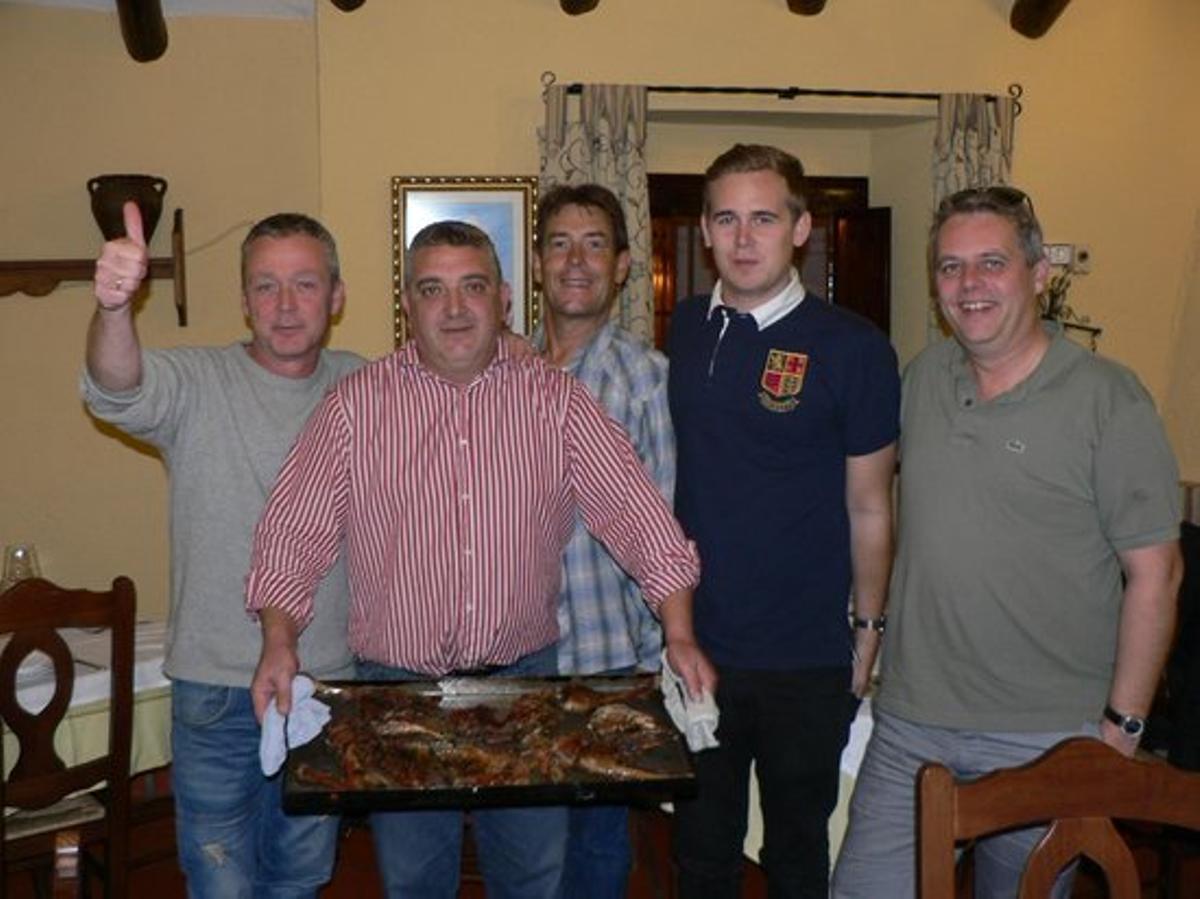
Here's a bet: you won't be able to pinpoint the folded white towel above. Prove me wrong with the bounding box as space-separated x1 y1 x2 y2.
259 674 332 777
660 650 720 752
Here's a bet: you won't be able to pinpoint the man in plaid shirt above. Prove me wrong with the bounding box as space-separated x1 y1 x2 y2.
532 184 673 899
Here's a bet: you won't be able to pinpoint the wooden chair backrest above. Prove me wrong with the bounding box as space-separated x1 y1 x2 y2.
918 736 1200 899
0 576 136 895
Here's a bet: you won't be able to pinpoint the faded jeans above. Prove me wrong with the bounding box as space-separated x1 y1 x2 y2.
357 645 567 899
171 679 340 899
560 665 637 899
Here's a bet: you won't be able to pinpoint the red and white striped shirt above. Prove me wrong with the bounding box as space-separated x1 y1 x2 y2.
245 340 699 675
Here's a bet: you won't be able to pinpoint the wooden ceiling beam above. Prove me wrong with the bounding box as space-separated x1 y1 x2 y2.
1010 0 1073 38
115 0 167 62
787 0 828 13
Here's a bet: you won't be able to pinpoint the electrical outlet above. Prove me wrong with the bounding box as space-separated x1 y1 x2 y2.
1046 243 1073 266
1073 245 1092 274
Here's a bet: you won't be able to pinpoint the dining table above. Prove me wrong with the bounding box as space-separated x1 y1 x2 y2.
2 619 171 777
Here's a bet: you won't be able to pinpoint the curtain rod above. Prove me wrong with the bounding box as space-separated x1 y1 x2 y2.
542 73 1023 112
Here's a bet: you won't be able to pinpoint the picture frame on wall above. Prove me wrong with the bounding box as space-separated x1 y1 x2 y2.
391 175 538 346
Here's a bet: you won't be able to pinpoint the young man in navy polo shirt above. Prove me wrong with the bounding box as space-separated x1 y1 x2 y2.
669 144 900 898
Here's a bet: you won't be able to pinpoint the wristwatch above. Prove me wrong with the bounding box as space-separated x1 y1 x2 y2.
850 614 886 633
1103 704 1146 738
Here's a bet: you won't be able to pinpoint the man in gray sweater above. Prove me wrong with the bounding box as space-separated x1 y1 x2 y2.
84 203 362 898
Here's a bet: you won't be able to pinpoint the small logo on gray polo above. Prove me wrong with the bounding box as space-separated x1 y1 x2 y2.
1005 439 1026 454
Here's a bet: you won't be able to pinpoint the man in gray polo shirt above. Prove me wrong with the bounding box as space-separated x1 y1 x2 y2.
832 186 1183 899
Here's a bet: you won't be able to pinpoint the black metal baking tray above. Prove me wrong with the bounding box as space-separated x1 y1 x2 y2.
282 674 696 813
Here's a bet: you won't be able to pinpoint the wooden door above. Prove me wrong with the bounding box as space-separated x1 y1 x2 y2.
649 174 890 350
830 207 891 335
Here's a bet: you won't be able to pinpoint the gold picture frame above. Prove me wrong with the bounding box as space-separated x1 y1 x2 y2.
391 175 539 346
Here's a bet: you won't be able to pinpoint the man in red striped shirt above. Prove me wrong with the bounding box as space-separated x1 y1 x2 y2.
246 220 714 899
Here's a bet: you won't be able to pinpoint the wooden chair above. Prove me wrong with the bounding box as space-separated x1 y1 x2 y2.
0 576 135 898
917 736 1200 899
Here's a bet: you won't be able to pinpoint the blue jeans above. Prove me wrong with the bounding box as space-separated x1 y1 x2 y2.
171 679 340 899
357 645 567 899
562 804 632 899
560 666 635 899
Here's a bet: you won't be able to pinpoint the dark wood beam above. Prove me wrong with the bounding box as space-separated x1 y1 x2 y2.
115 0 167 62
328 0 367 10
1010 0 1073 38
560 0 600 14
787 0 828 14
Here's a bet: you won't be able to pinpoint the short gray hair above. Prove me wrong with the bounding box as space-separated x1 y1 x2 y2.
929 186 1045 272
241 212 340 287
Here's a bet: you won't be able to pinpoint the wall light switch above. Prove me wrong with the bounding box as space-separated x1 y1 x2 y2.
1045 243 1073 266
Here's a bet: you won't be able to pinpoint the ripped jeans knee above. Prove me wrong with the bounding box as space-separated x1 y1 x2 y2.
171 679 338 898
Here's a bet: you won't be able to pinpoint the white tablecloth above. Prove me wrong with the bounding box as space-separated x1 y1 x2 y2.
4 620 171 775
11 620 168 714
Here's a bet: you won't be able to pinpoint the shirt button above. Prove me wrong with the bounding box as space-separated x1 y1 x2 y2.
464 547 473 557
459 438 468 447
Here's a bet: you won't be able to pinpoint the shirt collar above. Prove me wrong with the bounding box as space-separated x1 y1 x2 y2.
708 269 805 331
396 335 511 384
530 320 614 376
949 321 1072 405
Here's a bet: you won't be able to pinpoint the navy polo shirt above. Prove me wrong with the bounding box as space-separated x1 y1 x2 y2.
668 293 899 669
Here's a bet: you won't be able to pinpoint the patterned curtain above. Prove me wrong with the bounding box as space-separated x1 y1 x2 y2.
928 93 1018 339
539 83 653 342
932 93 1016 201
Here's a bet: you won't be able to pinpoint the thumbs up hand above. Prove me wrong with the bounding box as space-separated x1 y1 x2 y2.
93 201 150 311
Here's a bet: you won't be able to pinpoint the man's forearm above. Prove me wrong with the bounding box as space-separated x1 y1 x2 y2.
259 606 301 654
1108 541 1183 716
845 443 896 621
658 587 698 645
848 506 892 620
846 444 896 696
86 305 143 392
250 606 303 720
657 587 717 697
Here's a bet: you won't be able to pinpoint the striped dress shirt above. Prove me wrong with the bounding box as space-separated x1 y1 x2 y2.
245 339 699 676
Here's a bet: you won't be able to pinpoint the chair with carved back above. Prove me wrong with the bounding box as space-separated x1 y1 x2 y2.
0 576 135 898
917 736 1200 899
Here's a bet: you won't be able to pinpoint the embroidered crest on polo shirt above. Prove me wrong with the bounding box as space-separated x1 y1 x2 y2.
759 349 808 413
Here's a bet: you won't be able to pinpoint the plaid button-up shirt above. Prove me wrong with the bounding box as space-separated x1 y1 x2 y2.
536 323 677 674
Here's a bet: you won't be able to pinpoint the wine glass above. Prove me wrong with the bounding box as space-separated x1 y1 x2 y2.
1 543 42 593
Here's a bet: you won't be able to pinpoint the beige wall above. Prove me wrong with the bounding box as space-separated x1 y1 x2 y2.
2 0 1198 611
317 0 1199 455
0 6 323 611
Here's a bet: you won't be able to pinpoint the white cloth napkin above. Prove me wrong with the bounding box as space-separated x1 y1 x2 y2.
660 650 720 751
259 674 331 776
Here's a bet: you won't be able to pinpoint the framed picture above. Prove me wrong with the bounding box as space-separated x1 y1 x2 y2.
391 175 538 346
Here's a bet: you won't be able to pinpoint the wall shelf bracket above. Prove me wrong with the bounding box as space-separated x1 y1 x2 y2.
0 209 188 326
